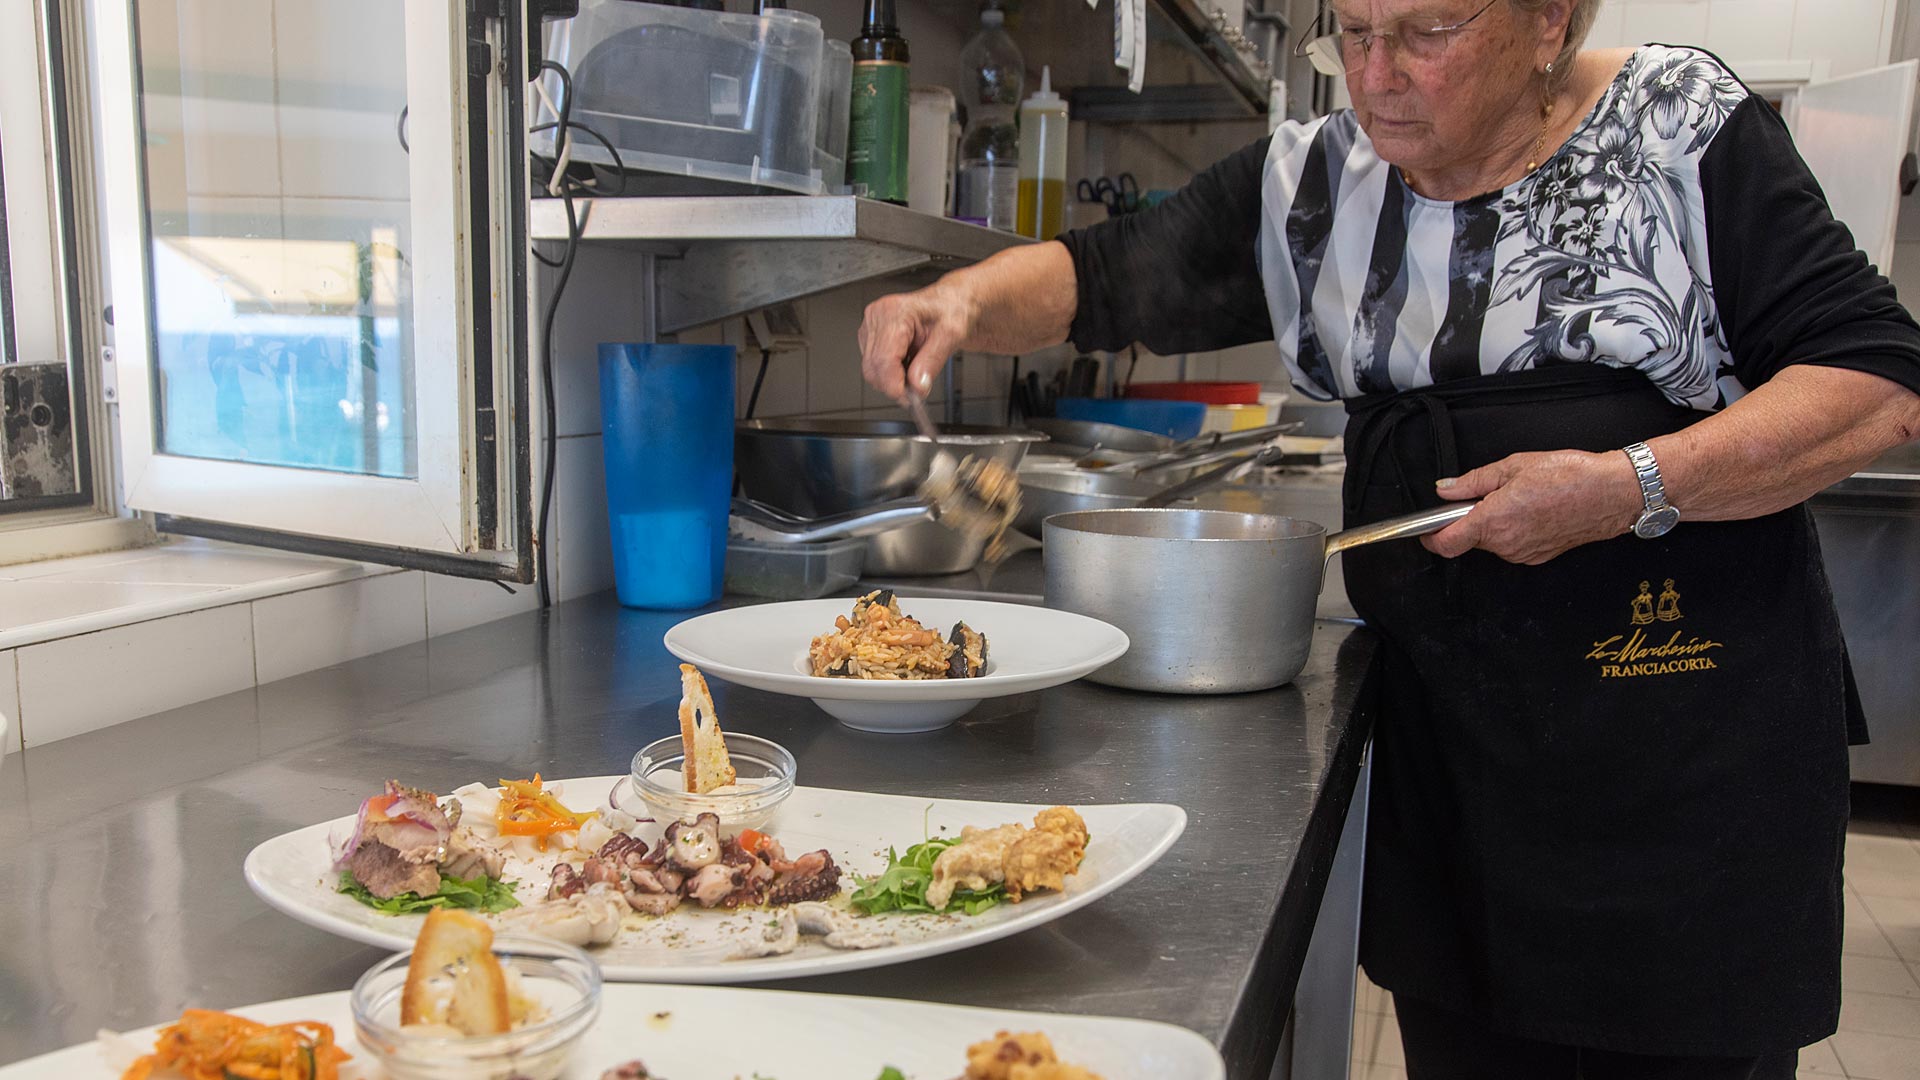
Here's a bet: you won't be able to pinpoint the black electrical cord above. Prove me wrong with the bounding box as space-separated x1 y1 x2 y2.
744 348 772 419
526 61 622 607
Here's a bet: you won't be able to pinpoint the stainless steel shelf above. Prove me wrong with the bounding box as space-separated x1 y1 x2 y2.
529 196 1033 334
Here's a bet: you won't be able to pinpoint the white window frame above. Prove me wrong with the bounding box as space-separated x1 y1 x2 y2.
0 0 118 549
92 0 530 576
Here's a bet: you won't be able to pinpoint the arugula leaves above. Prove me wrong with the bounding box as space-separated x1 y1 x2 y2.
336 871 521 914
873 1069 906 1080
847 837 1004 917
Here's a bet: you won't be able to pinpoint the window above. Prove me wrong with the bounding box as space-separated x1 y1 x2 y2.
94 0 533 580
0 0 91 513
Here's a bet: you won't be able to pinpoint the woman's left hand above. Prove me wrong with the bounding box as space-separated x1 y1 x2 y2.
1422 450 1644 565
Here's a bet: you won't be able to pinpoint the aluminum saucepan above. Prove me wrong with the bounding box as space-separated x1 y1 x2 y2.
1043 504 1474 693
736 419 1045 575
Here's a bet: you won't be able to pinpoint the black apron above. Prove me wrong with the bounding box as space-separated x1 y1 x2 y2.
1343 364 1854 1057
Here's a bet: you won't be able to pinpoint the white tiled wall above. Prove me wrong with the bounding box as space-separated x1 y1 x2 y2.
0 651 18 753
16 604 256 746
1584 0 1897 79
250 571 428 684
0 543 546 749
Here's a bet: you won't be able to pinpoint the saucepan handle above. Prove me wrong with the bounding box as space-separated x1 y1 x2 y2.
1322 502 1478 562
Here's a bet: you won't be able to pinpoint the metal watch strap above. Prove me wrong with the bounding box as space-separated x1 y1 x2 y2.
1623 441 1671 515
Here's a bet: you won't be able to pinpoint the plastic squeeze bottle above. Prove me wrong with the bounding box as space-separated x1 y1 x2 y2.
1016 65 1068 239
849 0 910 204
955 7 1023 230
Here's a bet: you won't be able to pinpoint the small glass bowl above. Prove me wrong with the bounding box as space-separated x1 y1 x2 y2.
350 935 601 1080
623 732 796 831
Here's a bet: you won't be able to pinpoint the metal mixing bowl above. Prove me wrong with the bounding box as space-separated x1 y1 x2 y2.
1014 463 1171 536
735 419 1045 575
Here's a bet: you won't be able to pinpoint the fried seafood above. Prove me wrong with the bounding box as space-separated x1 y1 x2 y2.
963 1030 1105 1080
925 807 1089 911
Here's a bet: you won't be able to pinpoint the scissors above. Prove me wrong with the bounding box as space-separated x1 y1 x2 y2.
1075 173 1141 215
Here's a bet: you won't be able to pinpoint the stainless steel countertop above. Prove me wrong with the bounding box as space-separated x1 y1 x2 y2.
0 491 1374 1078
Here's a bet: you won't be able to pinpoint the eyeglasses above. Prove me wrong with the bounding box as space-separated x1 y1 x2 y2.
1293 0 1500 77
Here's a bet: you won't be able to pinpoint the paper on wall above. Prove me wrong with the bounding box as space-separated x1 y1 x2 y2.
1114 0 1133 71
1128 0 1146 93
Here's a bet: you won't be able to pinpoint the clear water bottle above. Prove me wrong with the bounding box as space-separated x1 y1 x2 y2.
954 7 1022 230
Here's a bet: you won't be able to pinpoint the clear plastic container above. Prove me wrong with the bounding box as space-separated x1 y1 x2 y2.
1016 65 1069 238
539 0 824 194
954 7 1022 229
724 535 867 600
814 39 853 191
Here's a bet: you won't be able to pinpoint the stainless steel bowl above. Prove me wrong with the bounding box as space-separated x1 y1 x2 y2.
735 419 1045 575
1014 464 1171 536
1024 417 1175 457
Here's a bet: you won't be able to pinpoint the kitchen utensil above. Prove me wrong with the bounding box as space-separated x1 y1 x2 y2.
1014 444 1287 535
244 786 1181 986
1101 421 1301 476
1075 172 1141 215
662 596 1129 730
734 419 1044 574
731 495 934 543
902 390 1021 552
1024 417 1175 456
1013 465 1172 535
1137 445 1287 508
1044 503 1475 693
1067 355 1100 399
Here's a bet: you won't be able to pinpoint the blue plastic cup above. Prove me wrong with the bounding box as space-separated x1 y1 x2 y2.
598 343 736 609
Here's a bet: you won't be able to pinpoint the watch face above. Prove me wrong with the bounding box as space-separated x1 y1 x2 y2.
1634 506 1681 539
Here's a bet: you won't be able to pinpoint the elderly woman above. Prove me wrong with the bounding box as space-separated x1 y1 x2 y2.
859 2 1920 1076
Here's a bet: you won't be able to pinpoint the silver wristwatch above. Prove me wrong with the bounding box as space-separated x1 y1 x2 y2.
1623 441 1680 539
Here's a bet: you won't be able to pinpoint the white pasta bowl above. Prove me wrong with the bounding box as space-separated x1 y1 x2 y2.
663 597 1130 732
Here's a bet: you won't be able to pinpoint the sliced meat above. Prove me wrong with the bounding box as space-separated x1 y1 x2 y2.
441 826 505 880
347 840 441 899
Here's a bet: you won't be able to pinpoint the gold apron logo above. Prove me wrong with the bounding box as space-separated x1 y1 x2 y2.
1585 578 1725 678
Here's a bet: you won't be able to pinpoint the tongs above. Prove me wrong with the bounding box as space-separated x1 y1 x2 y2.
731 496 935 544
1138 444 1290 508
1080 421 1303 475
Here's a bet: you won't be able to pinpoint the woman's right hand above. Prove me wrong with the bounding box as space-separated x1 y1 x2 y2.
858 281 976 404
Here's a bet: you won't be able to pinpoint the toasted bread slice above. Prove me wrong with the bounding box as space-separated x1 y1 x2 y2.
402 908 510 1035
678 664 736 795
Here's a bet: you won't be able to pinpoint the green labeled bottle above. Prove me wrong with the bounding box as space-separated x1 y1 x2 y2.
849 0 909 204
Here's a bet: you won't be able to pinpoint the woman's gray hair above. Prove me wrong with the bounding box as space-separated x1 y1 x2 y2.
1509 0 1603 89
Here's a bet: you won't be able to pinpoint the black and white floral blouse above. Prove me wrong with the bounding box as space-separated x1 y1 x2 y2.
1062 45 1920 410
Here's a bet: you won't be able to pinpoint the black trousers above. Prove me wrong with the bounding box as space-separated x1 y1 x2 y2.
1394 995 1800 1080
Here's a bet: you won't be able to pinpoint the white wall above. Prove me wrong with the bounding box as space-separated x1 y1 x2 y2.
1583 0 1898 80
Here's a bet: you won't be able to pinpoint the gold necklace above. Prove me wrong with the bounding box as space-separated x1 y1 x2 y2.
1402 96 1557 195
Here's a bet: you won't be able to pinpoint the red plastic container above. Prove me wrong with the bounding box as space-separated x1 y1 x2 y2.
1124 380 1262 405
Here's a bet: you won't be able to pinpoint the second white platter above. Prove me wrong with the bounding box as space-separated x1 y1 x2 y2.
245 779 1186 984
0 982 1225 1079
